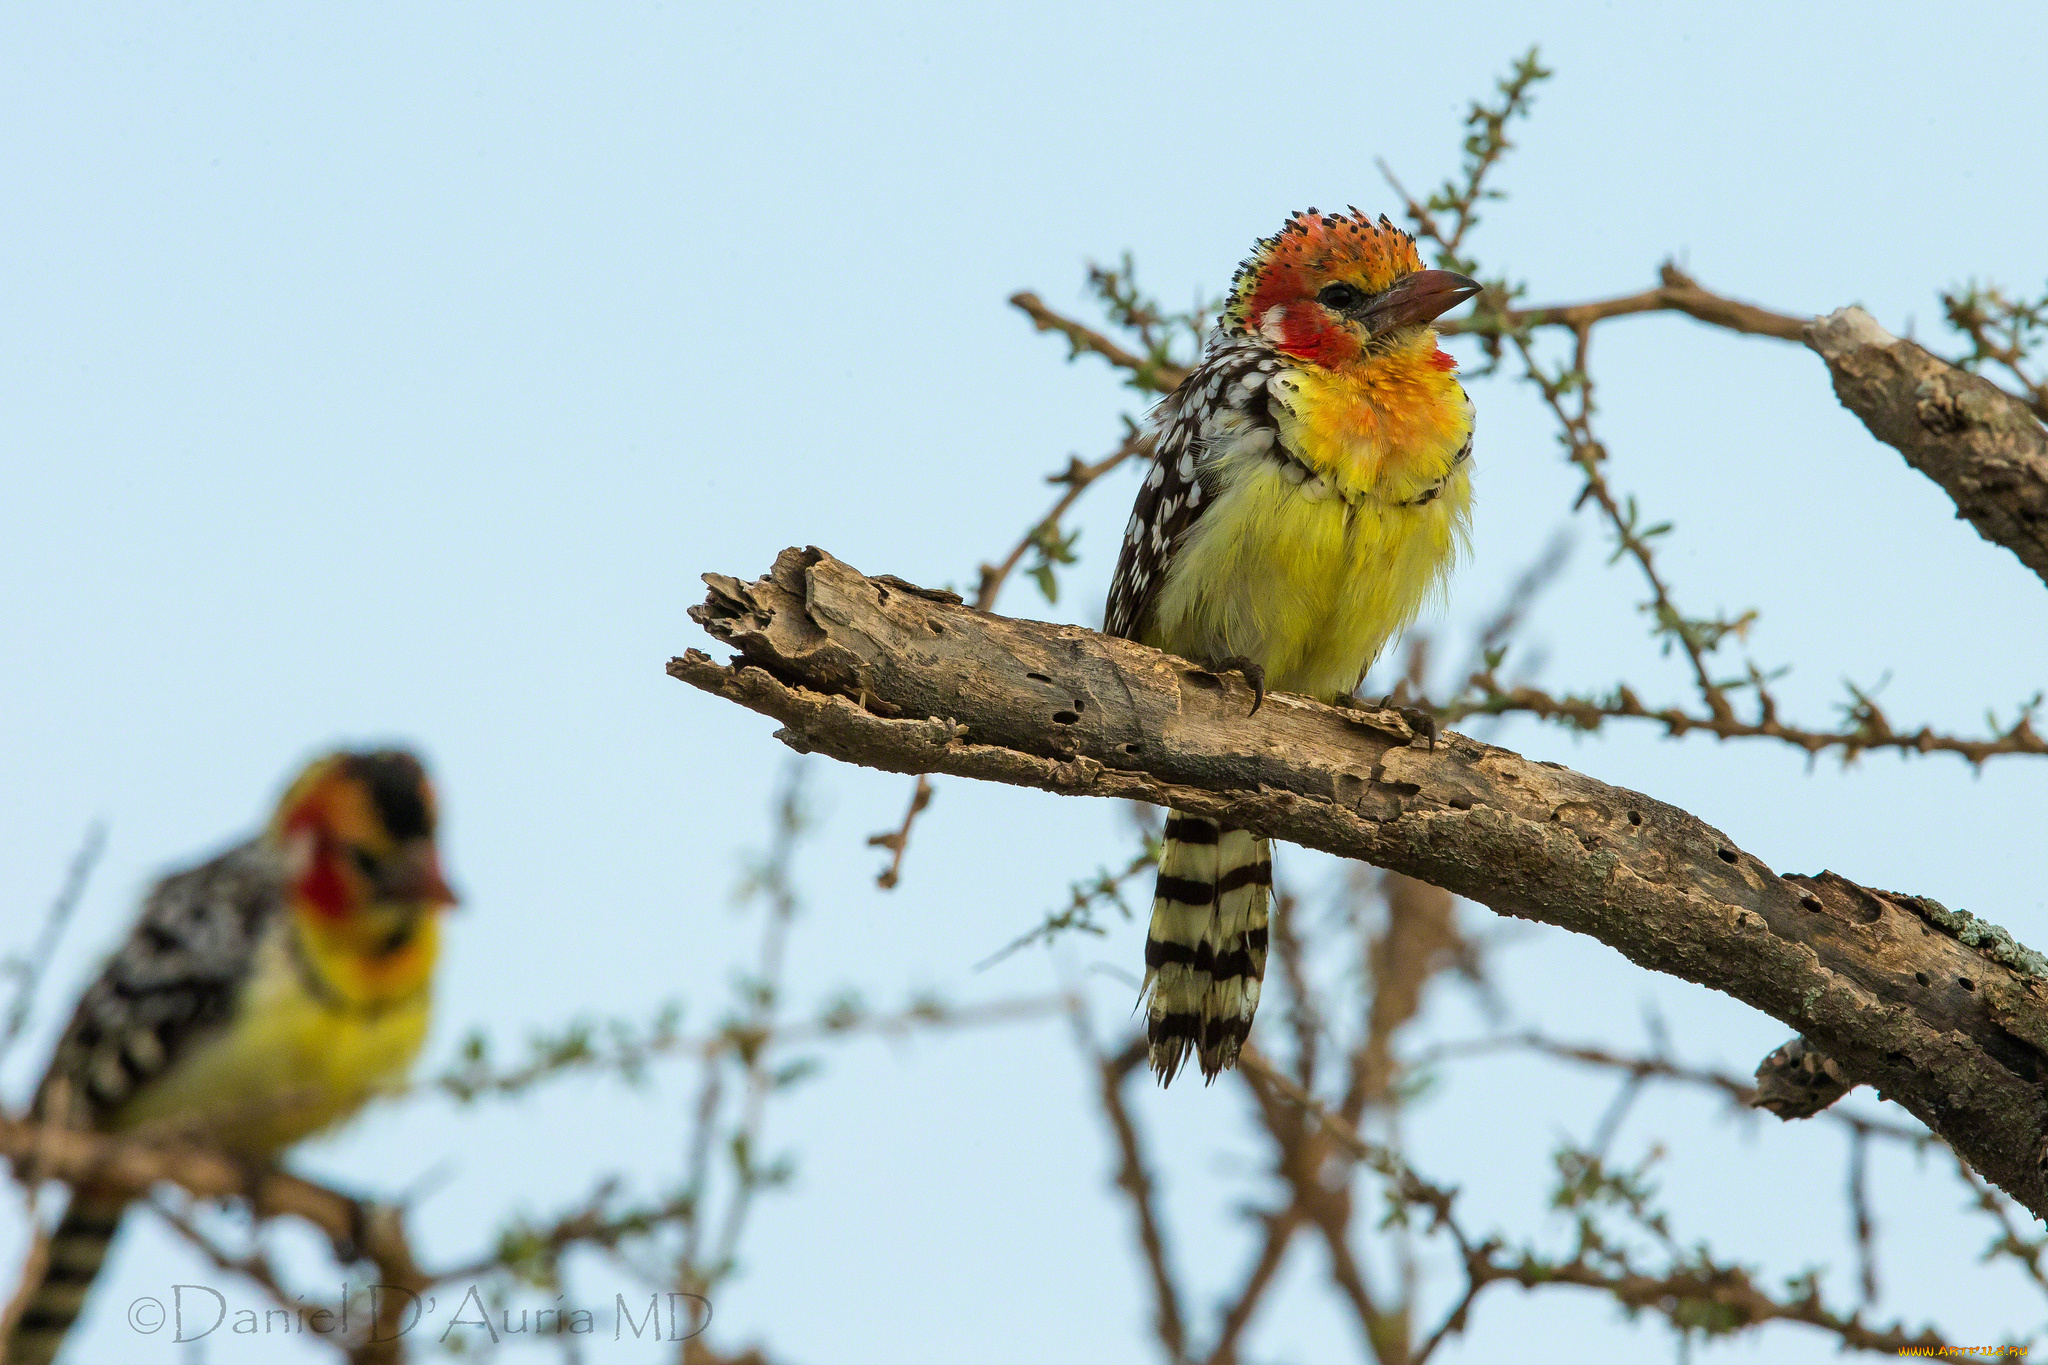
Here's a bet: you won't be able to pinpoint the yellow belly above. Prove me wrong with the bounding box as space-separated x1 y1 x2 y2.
1146 453 1469 701
113 930 431 1155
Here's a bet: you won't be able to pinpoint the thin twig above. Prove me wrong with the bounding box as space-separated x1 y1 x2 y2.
866 776 930 890
1432 670 2047 765
973 441 1145 613
1415 1032 1931 1145
1950 1153 2048 1303
869 435 1145 890
1093 1033 1188 1363
1441 265 1805 343
1009 292 1181 393
1847 1126 1879 1307
1 823 105 1067
1204 1202 1305 1365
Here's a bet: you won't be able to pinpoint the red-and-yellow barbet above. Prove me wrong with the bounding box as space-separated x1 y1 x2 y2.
3 751 457 1365
1106 209 1479 1083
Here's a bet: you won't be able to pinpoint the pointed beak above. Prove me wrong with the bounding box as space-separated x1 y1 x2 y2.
1361 269 1483 333
385 843 460 908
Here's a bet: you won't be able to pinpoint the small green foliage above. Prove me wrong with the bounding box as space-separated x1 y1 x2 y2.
1414 46 1551 280
1551 1145 1663 1222
493 1219 556 1290
1085 253 1214 391
1782 1267 1824 1304
816 988 866 1031
1943 279 2048 413
1024 520 1081 604
770 1057 819 1090
1985 691 2044 738
975 842 1157 969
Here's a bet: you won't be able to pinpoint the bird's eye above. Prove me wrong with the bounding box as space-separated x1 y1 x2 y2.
1317 282 1366 311
349 846 380 878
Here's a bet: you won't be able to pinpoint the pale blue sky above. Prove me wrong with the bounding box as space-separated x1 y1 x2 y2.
4 3 2046 1362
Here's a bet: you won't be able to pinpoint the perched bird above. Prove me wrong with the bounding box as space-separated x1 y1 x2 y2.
3 750 456 1365
1106 209 1479 1084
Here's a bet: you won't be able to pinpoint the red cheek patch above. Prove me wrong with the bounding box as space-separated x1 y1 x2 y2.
1430 347 1457 371
298 849 352 919
1267 305 1345 365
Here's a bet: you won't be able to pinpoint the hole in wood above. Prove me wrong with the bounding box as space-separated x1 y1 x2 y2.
1716 847 1738 864
1627 810 1642 826
1959 977 1976 991
1915 971 1930 987
1052 711 1080 725
1025 672 1052 683
1800 895 1822 912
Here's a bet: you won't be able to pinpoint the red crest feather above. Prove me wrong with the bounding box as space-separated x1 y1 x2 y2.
1222 208 1426 355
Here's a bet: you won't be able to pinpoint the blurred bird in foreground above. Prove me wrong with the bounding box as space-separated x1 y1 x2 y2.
3 750 456 1365
1105 209 1479 1083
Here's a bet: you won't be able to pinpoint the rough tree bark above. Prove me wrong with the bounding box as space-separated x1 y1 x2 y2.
669 548 2048 1219
1808 306 2048 589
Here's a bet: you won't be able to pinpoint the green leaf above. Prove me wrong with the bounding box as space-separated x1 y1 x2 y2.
1028 563 1058 604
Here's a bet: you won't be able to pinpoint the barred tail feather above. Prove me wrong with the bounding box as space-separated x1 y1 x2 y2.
1140 812 1272 1084
3 1190 126 1365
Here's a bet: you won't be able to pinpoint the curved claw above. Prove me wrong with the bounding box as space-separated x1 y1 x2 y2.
1373 694 1439 749
1213 656 1267 717
1400 706 1440 750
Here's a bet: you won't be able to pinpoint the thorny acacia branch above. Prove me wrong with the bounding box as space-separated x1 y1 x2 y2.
1083 912 1985 1365
1945 281 2048 421
1446 269 1805 342
432 995 1070 1104
1012 267 1808 403
0 825 103 1071
2 993 1063 1364
0 1116 785 1365
1229 1048 1958 1359
672 547 2048 1221
1091 1034 1188 1363
1421 1032 1929 1146
1 1115 429 1364
1437 665 2046 764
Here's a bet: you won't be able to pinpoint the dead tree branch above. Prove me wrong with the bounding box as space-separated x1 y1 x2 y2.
1808 307 2048 590
671 547 2048 1219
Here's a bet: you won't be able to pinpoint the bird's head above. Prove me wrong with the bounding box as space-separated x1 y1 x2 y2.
271 750 457 949
1223 208 1481 368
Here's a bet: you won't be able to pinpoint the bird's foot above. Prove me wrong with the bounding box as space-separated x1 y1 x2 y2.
1375 693 1440 750
1212 657 1267 716
228 1153 286 1220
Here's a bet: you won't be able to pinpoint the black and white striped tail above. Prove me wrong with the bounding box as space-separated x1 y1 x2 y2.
4 1190 126 1365
1140 811 1272 1084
